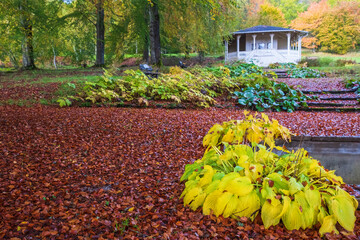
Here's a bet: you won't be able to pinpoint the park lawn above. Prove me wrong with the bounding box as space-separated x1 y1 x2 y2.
302 50 360 63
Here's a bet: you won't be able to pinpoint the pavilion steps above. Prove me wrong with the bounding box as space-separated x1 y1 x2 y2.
264 69 289 78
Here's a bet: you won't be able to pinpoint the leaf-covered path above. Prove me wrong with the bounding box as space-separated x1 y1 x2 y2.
1 106 359 239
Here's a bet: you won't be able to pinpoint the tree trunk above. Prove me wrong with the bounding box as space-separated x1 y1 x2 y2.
20 1 36 70
52 45 57 69
149 1 161 66
8 50 19 69
94 0 105 67
143 35 149 64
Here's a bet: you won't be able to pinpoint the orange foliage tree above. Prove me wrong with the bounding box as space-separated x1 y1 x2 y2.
291 0 360 53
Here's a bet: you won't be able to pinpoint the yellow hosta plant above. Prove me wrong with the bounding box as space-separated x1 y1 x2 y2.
180 112 357 236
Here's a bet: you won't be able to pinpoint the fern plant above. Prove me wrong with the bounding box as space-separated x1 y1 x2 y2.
180 111 357 236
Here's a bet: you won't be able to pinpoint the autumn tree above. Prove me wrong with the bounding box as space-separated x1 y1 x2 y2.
291 0 330 50
245 3 287 27
268 0 307 22
316 1 360 54
291 0 360 53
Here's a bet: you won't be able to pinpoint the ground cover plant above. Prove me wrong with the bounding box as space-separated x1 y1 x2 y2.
0 106 359 239
57 63 308 112
180 112 357 236
233 77 309 112
268 63 326 78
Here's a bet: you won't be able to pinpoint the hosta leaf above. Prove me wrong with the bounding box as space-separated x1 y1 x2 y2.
261 199 283 228
267 172 289 190
190 192 207 211
224 177 253 197
198 165 215 187
223 195 240 218
317 206 328 225
295 191 313 229
214 192 233 217
304 186 321 209
205 180 220 194
212 172 225 181
330 195 356 232
203 190 222 215
289 177 303 195
282 201 303 230
235 191 260 220
184 187 202 206
180 163 201 182
218 172 241 191
222 129 234 143
180 179 198 198
319 215 339 237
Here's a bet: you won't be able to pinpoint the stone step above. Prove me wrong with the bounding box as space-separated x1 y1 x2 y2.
306 102 357 107
303 89 357 94
319 97 359 101
300 107 360 112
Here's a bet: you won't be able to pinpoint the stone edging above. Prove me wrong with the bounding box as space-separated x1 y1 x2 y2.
291 136 360 143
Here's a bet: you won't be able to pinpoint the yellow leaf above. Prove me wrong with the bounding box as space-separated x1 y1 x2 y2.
330 195 356 232
261 199 283 228
222 129 234 143
203 190 222 215
184 187 202 206
282 201 303 230
319 215 339 237
198 165 215 188
224 177 253 197
223 195 240 218
235 191 260 220
304 186 321 209
128 207 134 212
214 192 233 217
204 179 220 194
294 191 313 229
190 192 206 211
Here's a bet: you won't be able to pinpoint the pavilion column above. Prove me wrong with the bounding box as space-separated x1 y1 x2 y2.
269 34 274 49
287 33 291 56
224 40 228 63
298 36 302 60
252 34 257 50
236 35 241 59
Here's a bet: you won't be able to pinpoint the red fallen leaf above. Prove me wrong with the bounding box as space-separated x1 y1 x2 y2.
103 220 112 226
69 226 80 235
268 180 274 187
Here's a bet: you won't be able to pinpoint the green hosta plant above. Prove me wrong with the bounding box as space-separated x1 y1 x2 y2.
180 112 357 236
234 81 308 112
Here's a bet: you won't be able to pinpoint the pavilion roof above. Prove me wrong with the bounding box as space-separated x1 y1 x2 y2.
233 25 307 35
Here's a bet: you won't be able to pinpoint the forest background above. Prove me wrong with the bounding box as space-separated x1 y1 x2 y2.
0 0 359 70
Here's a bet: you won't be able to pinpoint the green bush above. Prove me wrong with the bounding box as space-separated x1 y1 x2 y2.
180 112 357 236
233 77 308 112
225 62 265 78
299 57 320 67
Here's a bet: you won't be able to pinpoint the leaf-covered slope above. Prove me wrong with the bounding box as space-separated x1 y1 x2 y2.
0 106 359 239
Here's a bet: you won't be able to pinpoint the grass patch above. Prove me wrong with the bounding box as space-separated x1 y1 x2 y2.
0 99 38 107
302 50 360 63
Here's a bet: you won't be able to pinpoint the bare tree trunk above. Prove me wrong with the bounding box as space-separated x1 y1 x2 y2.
52 45 57 69
94 0 105 67
149 1 161 66
20 1 36 70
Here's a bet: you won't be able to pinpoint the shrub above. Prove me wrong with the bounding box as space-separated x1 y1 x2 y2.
180 112 357 236
225 62 265 78
233 77 308 112
299 57 320 67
